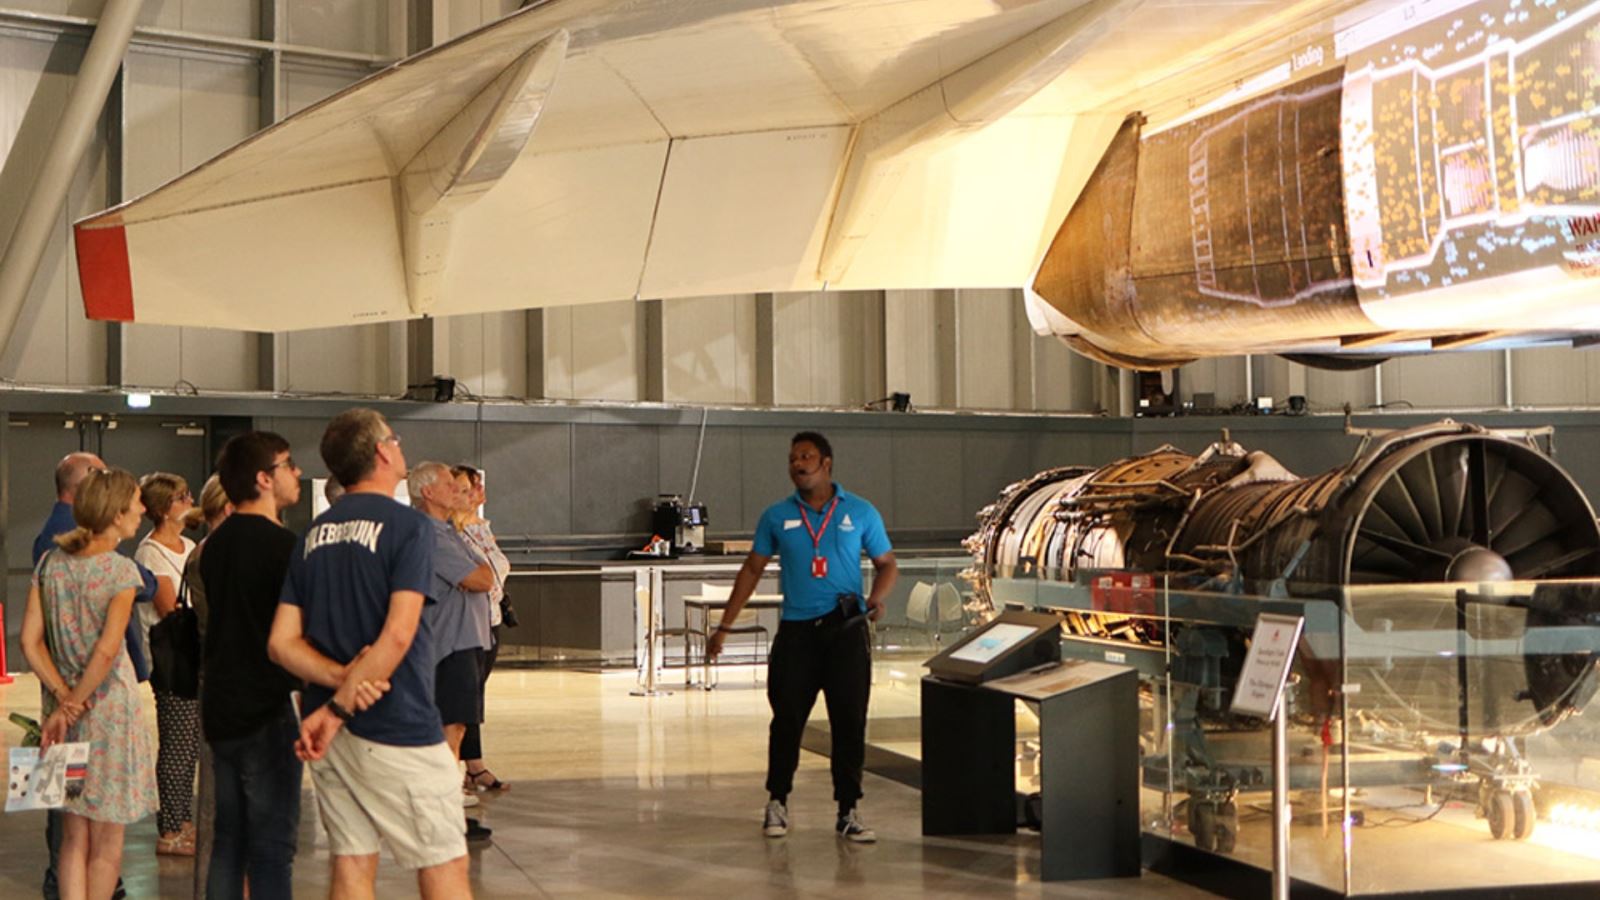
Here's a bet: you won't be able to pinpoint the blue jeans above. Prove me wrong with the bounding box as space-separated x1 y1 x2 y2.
206 702 301 900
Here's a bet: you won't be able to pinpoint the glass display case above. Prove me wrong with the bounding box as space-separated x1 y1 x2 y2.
967 571 1600 896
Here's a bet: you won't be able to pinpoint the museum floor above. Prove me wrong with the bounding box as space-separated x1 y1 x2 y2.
0 663 1218 899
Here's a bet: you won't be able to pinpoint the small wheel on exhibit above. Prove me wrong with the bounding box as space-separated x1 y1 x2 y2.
1191 801 1219 852
1511 790 1537 841
1486 791 1514 841
1215 800 1238 854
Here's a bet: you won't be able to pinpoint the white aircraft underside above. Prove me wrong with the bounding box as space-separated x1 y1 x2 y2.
71 0 1600 367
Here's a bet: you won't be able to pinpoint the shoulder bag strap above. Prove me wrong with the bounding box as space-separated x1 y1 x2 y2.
34 549 59 660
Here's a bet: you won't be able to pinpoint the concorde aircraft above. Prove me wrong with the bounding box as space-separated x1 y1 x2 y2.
69 0 1600 369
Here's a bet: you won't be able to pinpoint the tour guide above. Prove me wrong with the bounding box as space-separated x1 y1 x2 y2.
707 431 898 843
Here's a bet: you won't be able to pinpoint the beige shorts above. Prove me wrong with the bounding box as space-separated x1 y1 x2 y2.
308 729 466 870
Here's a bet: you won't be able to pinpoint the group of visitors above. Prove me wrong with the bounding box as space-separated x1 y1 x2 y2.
17 416 895 900
19 408 510 899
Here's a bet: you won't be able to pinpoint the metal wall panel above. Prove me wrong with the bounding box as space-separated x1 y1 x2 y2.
5 415 84 572
122 49 260 390
656 422 742 527
957 288 1017 410
884 289 942 407
890 429 964 530
772 290 878 407
1033 335 1098 412
661 294 756 405
284 324 399 395
1512 346 1594 407
827 427 894 527
479 420 572 536
0 31 108 386
1178 356 1250 407
1305 365 1378 410
143 0 259 41
286 0 384 55
961 429 1038 521
444 311 527 400
570 423 657 535
542 300 643 402
1028 427 1127 474
1381 352 1505 409
447 0 520 39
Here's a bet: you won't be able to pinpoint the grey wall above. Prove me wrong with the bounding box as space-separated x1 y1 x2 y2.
12 389 1600 669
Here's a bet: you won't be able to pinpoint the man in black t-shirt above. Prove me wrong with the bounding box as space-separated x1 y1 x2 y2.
200 431 305 900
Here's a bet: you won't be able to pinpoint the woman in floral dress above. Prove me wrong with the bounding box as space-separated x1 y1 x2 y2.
21 467 158 900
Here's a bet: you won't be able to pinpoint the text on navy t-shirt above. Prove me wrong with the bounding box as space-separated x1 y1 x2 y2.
280 492 440 747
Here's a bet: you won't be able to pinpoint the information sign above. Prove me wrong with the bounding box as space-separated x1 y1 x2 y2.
1230 613 1304 719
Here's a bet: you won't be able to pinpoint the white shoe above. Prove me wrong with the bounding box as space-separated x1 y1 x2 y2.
763 799 789 837
462 788 480 809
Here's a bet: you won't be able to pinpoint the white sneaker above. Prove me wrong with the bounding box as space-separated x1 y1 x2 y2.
836 808 876 843
462 788 480 809
763 799 789 837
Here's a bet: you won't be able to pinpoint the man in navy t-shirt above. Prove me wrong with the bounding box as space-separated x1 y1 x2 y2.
267 409 471 897
707 431 898 844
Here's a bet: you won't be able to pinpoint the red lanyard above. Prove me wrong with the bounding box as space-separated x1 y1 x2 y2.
797 496 839 558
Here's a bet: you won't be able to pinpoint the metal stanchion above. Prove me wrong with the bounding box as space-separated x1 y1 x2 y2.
1234 612 1301 900
1272 706 1290 900
631 566 671 697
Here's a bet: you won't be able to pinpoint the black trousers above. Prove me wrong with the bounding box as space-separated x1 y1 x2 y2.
461 626 500 761
765 615 872 807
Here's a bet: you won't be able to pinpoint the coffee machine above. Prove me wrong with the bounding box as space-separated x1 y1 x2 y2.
651 495 707 555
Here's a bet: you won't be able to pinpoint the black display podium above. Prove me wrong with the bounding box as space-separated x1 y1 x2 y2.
922 647 1141 882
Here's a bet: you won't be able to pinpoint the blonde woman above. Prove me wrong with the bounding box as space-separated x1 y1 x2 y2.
21 467 158 900
451 465 512 792
134 472 199 856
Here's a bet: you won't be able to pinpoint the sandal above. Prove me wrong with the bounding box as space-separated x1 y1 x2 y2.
157 829 196 857
465 768 510 792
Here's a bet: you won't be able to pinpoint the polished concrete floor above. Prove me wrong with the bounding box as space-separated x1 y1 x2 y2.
0 665 1221 898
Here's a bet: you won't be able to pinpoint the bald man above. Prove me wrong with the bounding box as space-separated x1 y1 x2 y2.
32 452 104 561
35 451 159 900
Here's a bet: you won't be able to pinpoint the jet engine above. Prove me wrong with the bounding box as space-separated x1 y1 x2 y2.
965 420 1600 846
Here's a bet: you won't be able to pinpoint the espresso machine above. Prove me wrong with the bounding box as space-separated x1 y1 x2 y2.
651 494 707 555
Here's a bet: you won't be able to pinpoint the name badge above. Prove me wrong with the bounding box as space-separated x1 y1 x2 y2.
811 556 828 578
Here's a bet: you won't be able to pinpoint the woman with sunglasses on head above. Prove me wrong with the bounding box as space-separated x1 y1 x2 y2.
450 465 512 793
134 472 200 857
21 467 158 900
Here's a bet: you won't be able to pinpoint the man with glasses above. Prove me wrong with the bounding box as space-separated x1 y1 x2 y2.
201 432 308 899
268 409 472 899
408 461 496 842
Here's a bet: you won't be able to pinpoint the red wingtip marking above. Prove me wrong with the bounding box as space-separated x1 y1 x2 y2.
74 224 135 322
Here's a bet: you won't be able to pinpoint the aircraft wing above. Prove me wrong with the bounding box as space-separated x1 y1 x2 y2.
74 0 1357 333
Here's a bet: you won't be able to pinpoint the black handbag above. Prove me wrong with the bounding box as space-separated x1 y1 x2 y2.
149 577 200 699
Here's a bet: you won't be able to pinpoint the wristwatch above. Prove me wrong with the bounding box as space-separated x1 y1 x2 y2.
326 699 355 722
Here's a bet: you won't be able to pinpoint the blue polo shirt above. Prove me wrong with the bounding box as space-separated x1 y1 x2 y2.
753 485 891 621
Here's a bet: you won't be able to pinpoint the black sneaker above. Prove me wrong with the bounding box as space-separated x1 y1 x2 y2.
466 818 493 842
836 808 877 843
